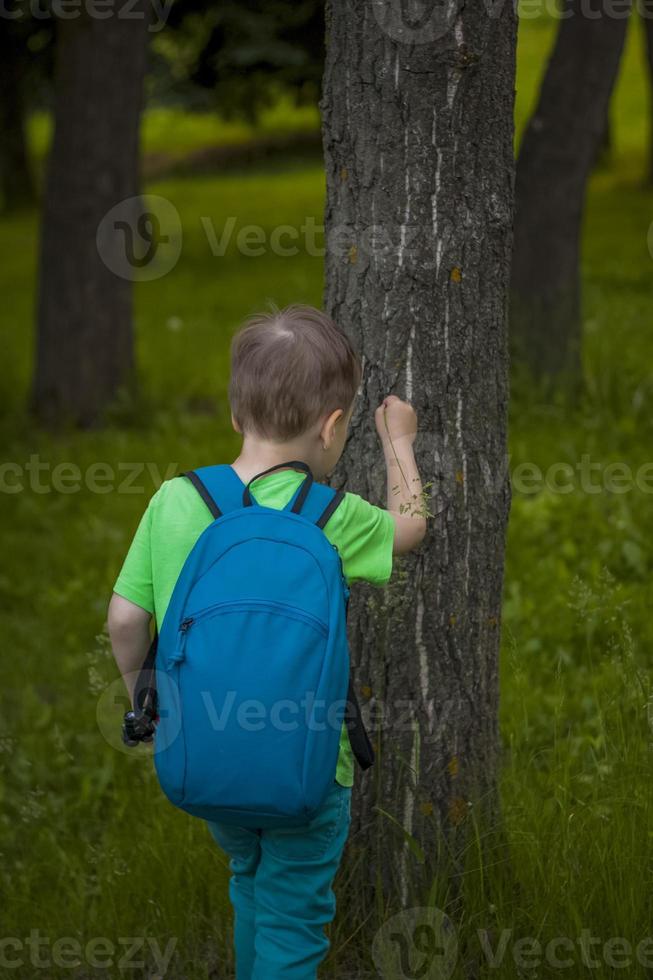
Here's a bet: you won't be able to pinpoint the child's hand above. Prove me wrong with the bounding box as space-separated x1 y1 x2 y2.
375 395 418 448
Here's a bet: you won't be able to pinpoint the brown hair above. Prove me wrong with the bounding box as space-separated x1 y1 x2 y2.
229 304 361 441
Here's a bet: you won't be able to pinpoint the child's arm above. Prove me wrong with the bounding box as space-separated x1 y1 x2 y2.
375 395 427 555
107 593 152 706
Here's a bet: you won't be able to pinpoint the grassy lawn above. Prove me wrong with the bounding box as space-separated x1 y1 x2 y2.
27 97 321 176
2 13 653 978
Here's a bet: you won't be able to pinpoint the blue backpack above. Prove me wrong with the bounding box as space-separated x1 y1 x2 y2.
134 461 374 829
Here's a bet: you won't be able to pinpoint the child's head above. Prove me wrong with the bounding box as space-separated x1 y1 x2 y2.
229 304 361 476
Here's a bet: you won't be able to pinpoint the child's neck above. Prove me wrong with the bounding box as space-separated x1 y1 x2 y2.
232 434 324 485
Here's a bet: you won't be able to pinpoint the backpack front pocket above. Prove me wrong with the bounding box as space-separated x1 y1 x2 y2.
171 599 328 664
172 599 339 821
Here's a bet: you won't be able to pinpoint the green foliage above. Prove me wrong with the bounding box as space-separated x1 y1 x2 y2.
152 0 324 120
1 11 653 978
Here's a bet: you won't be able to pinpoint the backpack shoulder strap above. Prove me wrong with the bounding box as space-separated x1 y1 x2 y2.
182 465 346 530
180 464 246 519
298 482 346 529
300 483 375 770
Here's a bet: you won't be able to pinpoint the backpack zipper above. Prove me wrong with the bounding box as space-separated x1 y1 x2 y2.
171 617 194 663
170 599 328 664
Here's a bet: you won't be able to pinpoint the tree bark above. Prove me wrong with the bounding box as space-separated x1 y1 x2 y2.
0 22 34 212
32 8 150 427
511 0 631 383
322 0 516 908
595 114 613 168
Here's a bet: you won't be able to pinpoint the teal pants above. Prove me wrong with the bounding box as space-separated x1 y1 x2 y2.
207 781 352 980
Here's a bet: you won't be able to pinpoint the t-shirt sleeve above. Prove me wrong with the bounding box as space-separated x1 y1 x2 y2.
327 491 395 586
113 501 155 614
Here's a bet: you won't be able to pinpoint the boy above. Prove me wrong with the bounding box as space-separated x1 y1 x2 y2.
108 304 426 980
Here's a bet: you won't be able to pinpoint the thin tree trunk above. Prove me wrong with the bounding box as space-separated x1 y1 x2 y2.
511 0 631 384
322 0 516 909
32 8 150 427
0 23 34 212
642 1 653 183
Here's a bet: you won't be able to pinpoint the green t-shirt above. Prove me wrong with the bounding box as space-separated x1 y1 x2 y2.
113 468 394 787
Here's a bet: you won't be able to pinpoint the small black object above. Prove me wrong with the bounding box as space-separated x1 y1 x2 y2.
121 635 159 747
122 706 156 747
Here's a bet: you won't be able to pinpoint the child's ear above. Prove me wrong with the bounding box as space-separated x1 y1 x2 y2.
320 409 344 448
231 412 242 434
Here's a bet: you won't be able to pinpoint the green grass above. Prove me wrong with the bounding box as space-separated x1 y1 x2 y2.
28 96 321 170
2 12 653 979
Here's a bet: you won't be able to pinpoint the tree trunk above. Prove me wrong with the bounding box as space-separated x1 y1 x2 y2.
0 23 34 212
32 8 150 427
322 0 516 908
642 1 653 184
511 0 631 383
595 114 613 168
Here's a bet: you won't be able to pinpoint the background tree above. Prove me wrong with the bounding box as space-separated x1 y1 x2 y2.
641 1 653 183
0 22 33 212
511 0 631 384
0 16 52 212
322 0 517 906
32 8 151 427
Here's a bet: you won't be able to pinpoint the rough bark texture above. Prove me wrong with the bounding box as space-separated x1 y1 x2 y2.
511 0 631 382
0 23 34 212
322 0 516 906
32 9 150 427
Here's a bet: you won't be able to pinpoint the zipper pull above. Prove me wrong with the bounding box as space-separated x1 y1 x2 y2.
170 617 193 664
